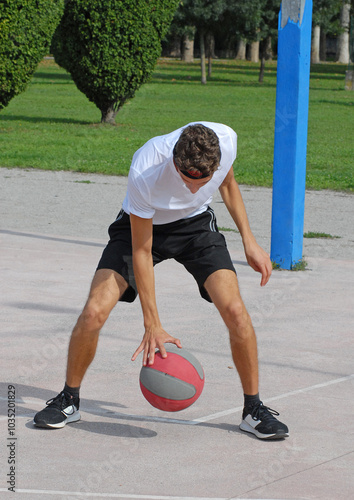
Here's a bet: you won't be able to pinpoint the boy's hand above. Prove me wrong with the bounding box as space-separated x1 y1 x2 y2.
131 326 182 366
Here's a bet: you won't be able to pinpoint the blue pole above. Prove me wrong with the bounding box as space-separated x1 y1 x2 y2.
270 0 313 269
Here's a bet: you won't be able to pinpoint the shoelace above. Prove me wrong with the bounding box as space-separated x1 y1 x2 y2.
250 402 280 422
45 391 72 409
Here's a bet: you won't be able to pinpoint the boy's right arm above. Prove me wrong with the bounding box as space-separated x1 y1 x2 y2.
129 213 181 365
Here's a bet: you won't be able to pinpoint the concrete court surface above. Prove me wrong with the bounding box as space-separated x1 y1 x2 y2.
0 168 354 500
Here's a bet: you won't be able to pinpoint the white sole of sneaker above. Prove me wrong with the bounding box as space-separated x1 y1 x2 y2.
240 420 289 440
33 411 81 429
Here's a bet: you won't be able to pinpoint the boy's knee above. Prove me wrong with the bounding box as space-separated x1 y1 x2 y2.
224 301 250 329
78 303 109 331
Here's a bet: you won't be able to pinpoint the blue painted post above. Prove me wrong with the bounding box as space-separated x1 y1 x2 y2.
270 0 313 269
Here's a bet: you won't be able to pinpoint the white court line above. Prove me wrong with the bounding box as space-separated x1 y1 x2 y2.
1 374 353 426
1 377 353 500
191 373 354 424
0 489 275 500
0 489 232 500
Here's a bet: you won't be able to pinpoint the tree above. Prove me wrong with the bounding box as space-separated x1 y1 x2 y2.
52 0 179 124
311 24 321 63
170 0 227 84
163 10 196 62
224 0 280 82
336 0 352 63
312 0 342 63
0 0 64 111
257 0 279 82
167 0 279 82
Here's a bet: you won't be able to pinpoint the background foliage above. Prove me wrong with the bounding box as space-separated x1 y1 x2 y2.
0 0 64 110
0 59 352 191
51 0 179 123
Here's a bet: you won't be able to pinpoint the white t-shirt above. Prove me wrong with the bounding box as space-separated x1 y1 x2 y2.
122 121 237 225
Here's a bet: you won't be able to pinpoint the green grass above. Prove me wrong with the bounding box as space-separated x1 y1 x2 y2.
304 231 340 239
219 226 239 233
290 259 308 271
0 58 353 190
272 258 308 271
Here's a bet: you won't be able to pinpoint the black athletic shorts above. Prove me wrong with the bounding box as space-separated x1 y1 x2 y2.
97 207 236 303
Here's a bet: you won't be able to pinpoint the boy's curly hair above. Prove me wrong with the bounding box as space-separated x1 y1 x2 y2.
173 124 221 177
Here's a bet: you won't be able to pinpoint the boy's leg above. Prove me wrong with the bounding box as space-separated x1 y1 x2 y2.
204 269 258 395
204 269 289 439
33 268 128 428
66 268 128 387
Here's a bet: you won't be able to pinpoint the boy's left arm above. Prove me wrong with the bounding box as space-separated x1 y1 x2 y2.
218 167 272 287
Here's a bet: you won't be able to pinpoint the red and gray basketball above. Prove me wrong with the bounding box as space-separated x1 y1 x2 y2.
139 345 205 412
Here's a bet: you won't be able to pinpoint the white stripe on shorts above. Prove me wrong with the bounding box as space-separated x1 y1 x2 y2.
207 207 218 232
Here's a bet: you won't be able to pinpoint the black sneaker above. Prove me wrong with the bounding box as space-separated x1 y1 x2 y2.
33 391 80 429
240 401 289 440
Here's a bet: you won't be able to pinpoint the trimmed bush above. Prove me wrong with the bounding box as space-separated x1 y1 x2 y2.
0 0 64 110
52 0 179 124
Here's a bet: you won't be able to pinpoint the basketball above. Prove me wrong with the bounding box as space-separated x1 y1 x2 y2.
139 345 205 412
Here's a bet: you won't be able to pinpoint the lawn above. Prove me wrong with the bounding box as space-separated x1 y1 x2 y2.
0 58 353 191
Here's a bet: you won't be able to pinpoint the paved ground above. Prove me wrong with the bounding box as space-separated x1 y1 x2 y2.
1 168 353 500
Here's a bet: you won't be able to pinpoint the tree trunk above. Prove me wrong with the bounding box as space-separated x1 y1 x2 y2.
200 32 207 85
265 36 273 60
345 70 354 90
101 104 118 124
258 38 271 83
259 56 266 83
258 39 267 83
336 1 351 64
182 32 194 62
235 39 246 60
208 54 212 78
320 30 327 62
311 25 320 64
206 33 214 78
250 40 259 63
